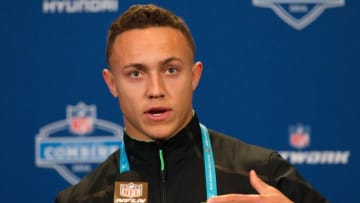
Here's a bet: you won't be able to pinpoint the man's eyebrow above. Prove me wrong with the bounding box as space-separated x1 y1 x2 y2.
121 57 183 69
160 57 184 66
122 63 146 69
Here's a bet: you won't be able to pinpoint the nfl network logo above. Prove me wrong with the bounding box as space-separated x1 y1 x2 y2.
280 123 351 165
289 124 310 149
35 102 123 185
252 0 345 30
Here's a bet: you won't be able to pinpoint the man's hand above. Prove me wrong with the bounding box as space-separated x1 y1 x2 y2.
207 170 294 203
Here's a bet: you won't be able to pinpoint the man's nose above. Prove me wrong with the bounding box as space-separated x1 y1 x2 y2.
146 73 165 99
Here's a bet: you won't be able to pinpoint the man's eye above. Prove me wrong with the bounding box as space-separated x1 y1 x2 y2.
166 67 177 74
130 71 142 78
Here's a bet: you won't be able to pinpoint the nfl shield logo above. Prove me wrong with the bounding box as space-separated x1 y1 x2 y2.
289 124 310 149
120 183 143 198
67 102 95 135
253 0 345 30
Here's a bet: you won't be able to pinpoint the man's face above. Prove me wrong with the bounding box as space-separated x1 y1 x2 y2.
103 27 202 141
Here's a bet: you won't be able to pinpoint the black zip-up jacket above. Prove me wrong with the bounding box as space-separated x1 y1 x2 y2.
55 116 327 203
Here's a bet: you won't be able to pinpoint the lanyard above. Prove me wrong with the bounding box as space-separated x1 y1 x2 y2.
119 123 218 200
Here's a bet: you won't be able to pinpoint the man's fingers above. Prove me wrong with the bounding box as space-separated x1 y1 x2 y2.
249 170 272 195
207 171 293 203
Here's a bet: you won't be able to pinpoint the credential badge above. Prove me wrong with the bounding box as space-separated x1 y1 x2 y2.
253 0 345 30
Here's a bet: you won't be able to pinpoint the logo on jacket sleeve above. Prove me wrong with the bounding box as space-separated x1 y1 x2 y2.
35 102 123 185
252 0 345 30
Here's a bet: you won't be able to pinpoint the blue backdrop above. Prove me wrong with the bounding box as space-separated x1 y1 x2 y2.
1 1 358 202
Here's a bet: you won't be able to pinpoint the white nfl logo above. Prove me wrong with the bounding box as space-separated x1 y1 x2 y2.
120 183 143 198
253 0 345 30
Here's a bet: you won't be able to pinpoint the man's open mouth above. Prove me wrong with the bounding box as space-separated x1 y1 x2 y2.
145 108 170 119
146 108 168 115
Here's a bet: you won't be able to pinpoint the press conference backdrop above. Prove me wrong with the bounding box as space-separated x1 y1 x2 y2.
1 0 358 202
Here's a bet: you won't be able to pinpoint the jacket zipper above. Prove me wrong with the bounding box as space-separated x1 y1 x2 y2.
158 148 166 203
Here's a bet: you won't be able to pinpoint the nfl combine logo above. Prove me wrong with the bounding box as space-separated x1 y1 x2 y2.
289 124 310 149
35 102 123 185
252 0 345 30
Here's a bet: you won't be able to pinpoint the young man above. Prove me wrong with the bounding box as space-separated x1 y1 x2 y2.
55 4 327 203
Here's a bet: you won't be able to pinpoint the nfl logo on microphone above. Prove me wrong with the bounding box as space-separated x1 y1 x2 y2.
115 182 148 203
289 124 310 149
120 183 143 198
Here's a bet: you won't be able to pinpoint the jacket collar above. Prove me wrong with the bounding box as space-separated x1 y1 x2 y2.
123 115 202 169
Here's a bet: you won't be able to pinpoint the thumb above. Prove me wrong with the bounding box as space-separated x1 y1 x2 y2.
249 170 271 195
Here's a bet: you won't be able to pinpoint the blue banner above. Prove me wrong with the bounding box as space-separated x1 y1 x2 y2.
1 1 358 202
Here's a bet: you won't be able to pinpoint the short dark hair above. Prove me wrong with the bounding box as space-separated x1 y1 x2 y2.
106 4 196 65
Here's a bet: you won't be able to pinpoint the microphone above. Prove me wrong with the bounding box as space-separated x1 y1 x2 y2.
73 171 143 203
114 171 148 203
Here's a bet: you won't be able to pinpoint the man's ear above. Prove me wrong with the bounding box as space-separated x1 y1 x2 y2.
192 61 203 91
102 69 119 97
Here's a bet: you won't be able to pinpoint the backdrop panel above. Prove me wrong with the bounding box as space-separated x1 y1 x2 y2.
1 1 358 202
